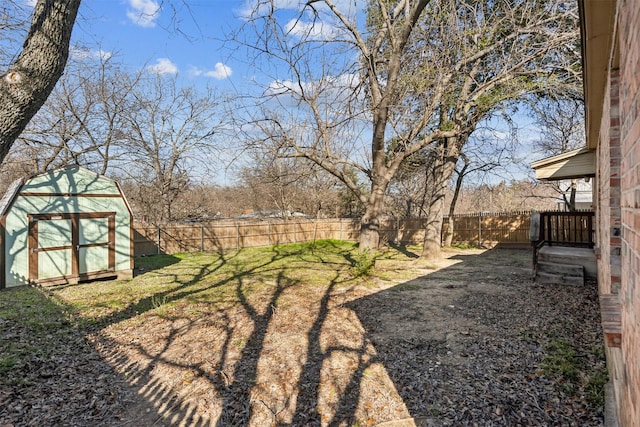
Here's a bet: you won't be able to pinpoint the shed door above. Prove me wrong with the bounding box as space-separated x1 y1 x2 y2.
28 212 116 284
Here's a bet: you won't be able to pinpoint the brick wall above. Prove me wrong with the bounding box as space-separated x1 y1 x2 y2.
617 0 640 423
597 1 640 425
597 64 627 424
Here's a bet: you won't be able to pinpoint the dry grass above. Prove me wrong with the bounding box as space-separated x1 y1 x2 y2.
1 242 605 426
54 240 423 426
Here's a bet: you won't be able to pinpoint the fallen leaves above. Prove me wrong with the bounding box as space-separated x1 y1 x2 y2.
1 248 606 426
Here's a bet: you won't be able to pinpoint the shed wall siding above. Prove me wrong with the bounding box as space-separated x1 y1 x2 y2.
5 196 130 287
2 168 132 288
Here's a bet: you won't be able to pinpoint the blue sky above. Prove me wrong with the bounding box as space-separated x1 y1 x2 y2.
10 0 541 185
70 1 248 90
68 0 363 93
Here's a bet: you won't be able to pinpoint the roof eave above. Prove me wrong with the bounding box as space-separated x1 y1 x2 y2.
532 149 596 181
579 0 617 150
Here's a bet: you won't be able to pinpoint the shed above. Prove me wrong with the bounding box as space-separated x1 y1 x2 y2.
0 166 134 288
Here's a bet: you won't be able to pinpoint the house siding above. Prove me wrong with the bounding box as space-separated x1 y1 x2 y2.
596 1 640 424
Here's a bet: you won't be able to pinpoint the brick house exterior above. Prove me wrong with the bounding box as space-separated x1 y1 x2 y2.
581 0 640 424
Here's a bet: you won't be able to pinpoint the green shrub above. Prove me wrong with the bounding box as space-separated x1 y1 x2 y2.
351 250 376 277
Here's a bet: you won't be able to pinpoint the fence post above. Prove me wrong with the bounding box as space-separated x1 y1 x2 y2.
236 224 240 249
268 222 271 246
201 223 205 252
157 225 161 255
478 215 482 247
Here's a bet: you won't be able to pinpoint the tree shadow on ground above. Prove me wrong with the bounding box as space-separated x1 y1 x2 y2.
4 246 603 426
134 253 182 275
90 243 367 426
40 242 370 425
2 245 299 426
388 242 420 258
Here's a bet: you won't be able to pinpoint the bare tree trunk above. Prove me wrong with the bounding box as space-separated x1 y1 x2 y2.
162 191 171 223
359 183 387 251
443 153 469 246
0 0 81 164
569 179 577 211
422 195 446 260
422 138 460 260
560 179 578 211
444 215 455 247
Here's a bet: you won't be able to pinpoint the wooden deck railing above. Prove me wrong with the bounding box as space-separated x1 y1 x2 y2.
530 210 595 277
538 211 595 247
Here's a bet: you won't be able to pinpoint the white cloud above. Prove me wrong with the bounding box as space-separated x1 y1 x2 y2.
127 0 161 28
147 58 178 75
264 74 361 101
237 0 300 20
188 66 203 77
97 50 113 61
24 0 37 7
204 63 233 80
190 63 233 80
238 0 359 24
70 47 113 61
265 79 297 96
238 0 355 41
284 18 341 40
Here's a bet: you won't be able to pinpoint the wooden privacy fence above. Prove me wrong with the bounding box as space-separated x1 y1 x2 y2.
133 219 361 256
133 211 536 256
441 211 533 248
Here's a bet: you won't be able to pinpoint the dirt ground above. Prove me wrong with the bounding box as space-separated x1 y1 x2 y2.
1 247 605 426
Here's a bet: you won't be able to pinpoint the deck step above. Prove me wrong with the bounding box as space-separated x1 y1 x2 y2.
535 262 584 285
537 246 597 279
537 261 584 276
